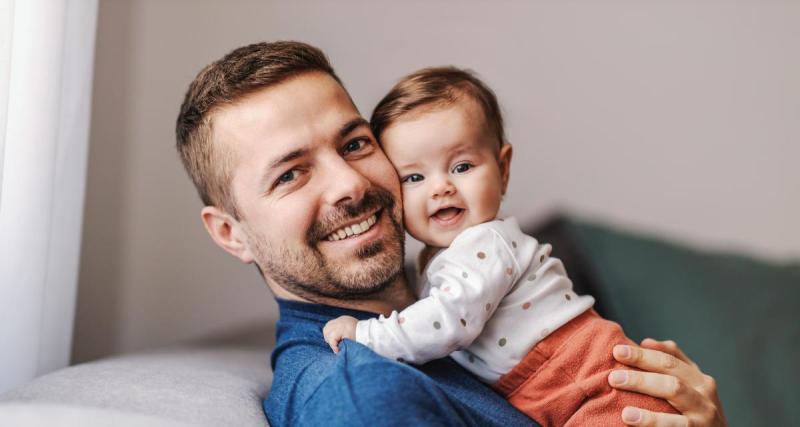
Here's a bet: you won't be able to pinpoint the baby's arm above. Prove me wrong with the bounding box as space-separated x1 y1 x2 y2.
354 225 520 364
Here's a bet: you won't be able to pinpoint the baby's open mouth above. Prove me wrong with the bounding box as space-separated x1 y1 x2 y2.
432 207 464 221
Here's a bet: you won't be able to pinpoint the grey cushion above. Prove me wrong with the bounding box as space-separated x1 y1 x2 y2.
0 403 192 427
0 331 274 427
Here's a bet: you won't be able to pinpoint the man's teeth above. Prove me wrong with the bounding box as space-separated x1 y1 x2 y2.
326 214 377 241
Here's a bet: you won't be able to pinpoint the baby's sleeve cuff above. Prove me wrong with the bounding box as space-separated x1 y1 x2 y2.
355 319 371 349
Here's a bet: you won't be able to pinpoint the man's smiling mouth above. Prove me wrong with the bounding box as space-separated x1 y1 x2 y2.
325 212 379 241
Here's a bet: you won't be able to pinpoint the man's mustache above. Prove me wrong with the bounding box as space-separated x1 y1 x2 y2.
306 187 397 245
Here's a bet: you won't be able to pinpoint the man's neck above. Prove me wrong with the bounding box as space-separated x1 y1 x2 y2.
417 245 444 275
268 275 416 317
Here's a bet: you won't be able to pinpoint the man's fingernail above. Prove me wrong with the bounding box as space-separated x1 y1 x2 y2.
609 370 628 385
614 345 631 359
622 407 641 423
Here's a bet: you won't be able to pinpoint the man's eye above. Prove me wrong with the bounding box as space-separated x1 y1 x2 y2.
401 174 424 183
343 138 369 154
452 163 473 174
276 169 298 186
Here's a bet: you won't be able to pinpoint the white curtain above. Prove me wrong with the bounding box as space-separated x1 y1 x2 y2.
0 0 98 394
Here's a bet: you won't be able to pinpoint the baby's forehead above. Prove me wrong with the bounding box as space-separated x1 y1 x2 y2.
405 95 484 125
386 97 500 149
380 103 503 169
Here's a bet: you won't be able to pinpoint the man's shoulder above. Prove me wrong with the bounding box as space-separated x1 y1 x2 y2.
267 336 536 427
299 340 437 395
268 340 453 426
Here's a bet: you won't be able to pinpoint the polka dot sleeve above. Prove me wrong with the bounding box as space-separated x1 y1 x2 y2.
355 224 520 364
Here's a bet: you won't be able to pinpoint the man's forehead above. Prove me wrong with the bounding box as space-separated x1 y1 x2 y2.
211 72 361 155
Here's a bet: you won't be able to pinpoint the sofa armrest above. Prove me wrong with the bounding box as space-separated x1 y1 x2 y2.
0 341 273 427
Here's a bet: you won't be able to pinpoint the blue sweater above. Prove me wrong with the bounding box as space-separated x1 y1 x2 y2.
263 299 538 426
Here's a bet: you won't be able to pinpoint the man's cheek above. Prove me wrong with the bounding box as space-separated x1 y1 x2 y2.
283 204 316 247
378 164 402 200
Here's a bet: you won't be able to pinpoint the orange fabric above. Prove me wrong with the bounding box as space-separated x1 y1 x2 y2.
494 310 678 427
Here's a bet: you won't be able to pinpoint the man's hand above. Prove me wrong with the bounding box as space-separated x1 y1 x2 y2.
323 315 358 354
608 338 727 427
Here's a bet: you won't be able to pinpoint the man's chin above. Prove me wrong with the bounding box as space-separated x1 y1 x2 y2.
330 251 401 283
319 243 401 290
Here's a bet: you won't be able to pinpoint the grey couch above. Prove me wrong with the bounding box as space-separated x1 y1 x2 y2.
0 329 275 426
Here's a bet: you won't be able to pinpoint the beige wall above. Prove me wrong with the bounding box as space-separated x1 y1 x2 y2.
72 0 800 362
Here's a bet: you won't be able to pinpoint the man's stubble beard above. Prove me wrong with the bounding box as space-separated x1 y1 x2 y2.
246 186 405 301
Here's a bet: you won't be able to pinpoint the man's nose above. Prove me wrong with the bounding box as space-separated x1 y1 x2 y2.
430 174 456 199
321 156 370 206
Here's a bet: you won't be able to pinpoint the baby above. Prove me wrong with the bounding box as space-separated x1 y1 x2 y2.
323 67 677 426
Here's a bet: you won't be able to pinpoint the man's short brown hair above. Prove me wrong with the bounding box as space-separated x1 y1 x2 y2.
370 66 505 148
175 41 341 218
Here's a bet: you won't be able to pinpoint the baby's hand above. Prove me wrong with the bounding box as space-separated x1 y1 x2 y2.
323 315 358 354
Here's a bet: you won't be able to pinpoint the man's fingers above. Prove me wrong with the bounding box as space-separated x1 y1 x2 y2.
609 370 703 413
622 406 688 427
613 345 703 386
613 340 727 426
640 338 697 368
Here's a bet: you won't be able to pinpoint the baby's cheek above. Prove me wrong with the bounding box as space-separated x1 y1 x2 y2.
475 179 504 220
402 201 426 233
401 193 431 241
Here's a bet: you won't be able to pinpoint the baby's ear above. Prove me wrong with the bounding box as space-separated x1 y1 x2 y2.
498 143 513 195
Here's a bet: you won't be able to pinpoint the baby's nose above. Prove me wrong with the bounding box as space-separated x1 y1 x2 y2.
431 179 456 199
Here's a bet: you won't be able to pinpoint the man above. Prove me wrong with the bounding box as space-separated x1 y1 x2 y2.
175 41 726 426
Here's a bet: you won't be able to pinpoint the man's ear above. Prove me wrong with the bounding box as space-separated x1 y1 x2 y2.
498 143 513 195
201 206 255 264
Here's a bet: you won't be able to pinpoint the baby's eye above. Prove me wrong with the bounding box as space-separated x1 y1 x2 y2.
401 173 425 184
452 163 473 174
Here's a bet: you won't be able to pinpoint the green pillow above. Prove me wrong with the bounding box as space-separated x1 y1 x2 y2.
565 219 800 426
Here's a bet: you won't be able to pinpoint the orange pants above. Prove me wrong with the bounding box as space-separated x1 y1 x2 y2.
494 310 678 426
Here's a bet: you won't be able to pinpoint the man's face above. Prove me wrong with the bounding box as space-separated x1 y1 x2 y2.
212 72 405 300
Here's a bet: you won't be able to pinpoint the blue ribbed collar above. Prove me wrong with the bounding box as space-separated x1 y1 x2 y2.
276 298 381 323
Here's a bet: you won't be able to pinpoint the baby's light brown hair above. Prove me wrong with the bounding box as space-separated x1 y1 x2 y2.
370 66 506 149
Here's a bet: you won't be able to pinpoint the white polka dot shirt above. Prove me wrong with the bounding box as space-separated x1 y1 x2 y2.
355 217 595 383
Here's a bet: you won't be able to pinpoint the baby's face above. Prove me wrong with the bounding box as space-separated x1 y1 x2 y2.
380 99 512 247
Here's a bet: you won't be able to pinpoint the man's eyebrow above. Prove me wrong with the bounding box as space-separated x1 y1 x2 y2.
259 118 368 189
269 148 308 170
260 148 309 188
339 117 370 139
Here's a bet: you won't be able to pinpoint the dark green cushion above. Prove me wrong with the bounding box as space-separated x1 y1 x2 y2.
562 219 800 426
